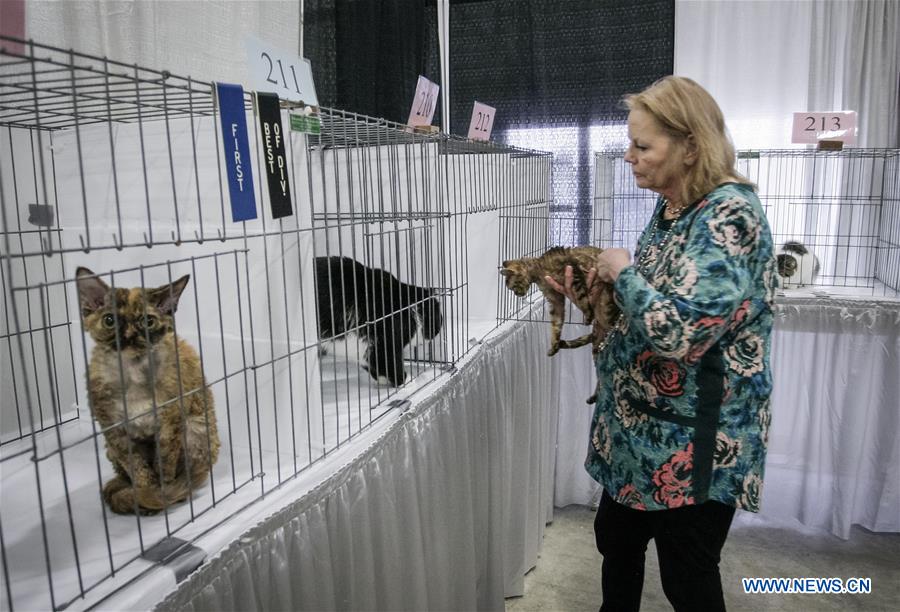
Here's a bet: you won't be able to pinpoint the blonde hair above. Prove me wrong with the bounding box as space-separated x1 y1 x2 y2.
624 76 754 206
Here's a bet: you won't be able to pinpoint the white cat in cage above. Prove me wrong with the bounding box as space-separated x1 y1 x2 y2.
776 241 820 288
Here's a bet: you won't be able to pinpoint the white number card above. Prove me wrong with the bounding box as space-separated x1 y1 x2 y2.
791 111 857 145
245 36 319 106
467 101 495 141
407 75 439 128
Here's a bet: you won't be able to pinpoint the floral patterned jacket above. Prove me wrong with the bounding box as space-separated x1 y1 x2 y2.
586 182 777 512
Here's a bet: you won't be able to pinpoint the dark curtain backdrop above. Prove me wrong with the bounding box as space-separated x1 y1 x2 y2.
303 0 441 125
449 0 673 131
450 0 673 245
303 0 674 244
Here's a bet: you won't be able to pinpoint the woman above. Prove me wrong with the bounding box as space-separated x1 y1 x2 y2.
547 76 777 611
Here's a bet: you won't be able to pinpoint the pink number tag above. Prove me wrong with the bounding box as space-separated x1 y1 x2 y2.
467 101 496 141
791 111 857 145
407 76 439 128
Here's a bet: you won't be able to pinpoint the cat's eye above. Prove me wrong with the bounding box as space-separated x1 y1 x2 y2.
102 314 116 328
141 315 159 329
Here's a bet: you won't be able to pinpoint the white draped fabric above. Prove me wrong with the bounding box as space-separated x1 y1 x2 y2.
807 0 900 148
552 297 900 539
675 0 813 149
155 312 558 611
764 297 900 539
675 0 900 149
551 341 602 509
26 1 301 86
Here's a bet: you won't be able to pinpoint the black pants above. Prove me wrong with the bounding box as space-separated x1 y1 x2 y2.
594 489 735 612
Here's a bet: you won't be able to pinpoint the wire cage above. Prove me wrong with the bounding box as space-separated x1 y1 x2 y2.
593 148 900 297
0 37 553 611
494 145 554 324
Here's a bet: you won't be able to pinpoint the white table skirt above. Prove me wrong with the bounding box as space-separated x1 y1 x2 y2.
153 313 559 611
553 296 900 539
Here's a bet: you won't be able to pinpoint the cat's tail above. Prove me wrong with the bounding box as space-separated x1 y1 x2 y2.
134 468 211 512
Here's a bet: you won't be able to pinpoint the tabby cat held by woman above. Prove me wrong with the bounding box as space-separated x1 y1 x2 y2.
77 267 219 515
500 246 619 357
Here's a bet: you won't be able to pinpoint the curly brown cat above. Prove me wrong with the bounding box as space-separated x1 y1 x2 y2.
76 267 219 515
500 246 619 357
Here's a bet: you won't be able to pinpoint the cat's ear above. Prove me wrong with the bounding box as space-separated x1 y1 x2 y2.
148 275 190 315
75 267 109 315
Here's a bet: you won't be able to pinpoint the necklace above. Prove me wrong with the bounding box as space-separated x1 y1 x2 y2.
633 202 681 271
664 198 687 217
594 199 684 354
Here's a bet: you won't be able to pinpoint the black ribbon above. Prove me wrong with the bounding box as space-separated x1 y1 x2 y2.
256 92 293 219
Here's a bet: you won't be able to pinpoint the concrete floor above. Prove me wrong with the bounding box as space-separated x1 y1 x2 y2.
506 505 900 612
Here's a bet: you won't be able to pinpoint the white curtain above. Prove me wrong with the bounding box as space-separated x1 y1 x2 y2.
156 313 559 611
809 0 900 148
552 340 602 508
26 0 301 87
675 0 900 149
764 297 900 539
437 0 451 134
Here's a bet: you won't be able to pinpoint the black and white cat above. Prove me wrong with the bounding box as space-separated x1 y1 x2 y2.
314 256 443 386
776 241 820 288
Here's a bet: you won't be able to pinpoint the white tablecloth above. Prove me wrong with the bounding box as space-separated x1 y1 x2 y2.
154 313 559 611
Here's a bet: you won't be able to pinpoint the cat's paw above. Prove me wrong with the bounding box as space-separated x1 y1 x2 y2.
547 345 559 357
102 476 131 504
107 488 159 515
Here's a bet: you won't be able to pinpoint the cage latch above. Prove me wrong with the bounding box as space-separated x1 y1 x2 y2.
141 536 207 583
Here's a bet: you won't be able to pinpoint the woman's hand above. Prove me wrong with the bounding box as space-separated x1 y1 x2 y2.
544 248 633 305
594 248 632 283
544 248 632 306
544 265 587 303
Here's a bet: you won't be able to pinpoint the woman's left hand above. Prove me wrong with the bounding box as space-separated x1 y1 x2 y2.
544 265 581 303
594 248 632 283
543 247 632 304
